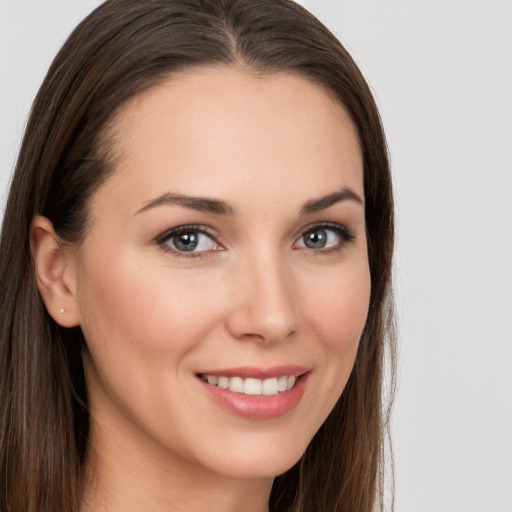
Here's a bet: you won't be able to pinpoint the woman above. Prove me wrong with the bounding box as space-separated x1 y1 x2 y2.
0 1 395 511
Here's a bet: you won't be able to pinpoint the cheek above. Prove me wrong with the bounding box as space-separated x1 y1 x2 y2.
76 253 219 365
305 259 371 344
301 258 371 393
75 254 223 448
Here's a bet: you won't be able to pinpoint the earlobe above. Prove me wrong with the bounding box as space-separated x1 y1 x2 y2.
30 215 80 328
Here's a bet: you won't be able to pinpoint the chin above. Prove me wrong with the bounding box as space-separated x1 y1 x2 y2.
192 432 311 481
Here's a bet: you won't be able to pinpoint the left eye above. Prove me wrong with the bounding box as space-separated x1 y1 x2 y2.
161 229 219 253
295 226 348 250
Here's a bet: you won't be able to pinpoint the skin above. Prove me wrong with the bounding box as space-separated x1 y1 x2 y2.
32 67 370 512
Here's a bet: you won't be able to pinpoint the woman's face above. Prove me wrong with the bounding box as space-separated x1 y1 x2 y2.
70 68 370 481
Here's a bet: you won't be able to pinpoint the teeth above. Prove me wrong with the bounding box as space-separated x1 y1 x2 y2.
201 374 298 395
218 376 229 389
262 378 278 396
207 375 218 385
229 376 244 393
277 375 288 392
244 378 262 395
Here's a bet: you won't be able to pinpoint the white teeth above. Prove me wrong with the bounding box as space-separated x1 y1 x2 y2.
277 375 288 392
202 374 298 395
218 376 229 389
229 376 244 393
244 378 262 395
262 378 279 395
207 375 218 385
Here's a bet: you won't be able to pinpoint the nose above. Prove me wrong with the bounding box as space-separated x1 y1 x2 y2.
225 252 298 345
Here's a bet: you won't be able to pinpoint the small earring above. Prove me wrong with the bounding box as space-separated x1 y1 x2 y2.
59 308 65 314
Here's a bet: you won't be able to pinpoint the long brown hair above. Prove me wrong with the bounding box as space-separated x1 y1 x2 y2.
0 1 396 511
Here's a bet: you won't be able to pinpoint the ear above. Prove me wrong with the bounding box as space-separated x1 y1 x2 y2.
30 215 80 327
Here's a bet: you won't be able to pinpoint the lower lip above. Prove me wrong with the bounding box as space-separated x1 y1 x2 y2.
198 373 310 420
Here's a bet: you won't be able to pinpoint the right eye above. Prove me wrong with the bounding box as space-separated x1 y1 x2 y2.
157 226 222 256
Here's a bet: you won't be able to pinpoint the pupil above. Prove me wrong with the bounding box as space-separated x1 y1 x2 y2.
305 229 327 249
174 232 198 251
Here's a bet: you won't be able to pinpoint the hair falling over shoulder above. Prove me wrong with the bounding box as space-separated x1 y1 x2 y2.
0 1 396 510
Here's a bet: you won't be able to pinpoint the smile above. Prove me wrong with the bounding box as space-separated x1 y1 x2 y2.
200 374 296 396
196 366 310 419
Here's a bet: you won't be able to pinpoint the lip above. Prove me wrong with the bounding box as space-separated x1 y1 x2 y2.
196 365 310 379
196 366 311 420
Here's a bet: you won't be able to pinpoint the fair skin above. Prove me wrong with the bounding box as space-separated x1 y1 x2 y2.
32 67 370 512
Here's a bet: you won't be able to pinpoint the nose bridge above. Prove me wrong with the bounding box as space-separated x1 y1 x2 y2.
227 246 297 343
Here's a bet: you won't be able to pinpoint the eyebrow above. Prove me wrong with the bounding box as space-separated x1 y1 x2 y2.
135 186 363 217
135 192 234 216
300 187 364 215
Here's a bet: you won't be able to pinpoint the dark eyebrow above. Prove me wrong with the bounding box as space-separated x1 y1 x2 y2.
136 187 362 217
300 187 364 215
135 192 234 216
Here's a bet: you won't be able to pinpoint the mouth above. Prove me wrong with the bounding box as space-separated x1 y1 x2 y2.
196 366 310 419
199 373 298 396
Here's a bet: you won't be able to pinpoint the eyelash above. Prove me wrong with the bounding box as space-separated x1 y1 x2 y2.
155 222 356 259
296 222 356 254
156 224 219 259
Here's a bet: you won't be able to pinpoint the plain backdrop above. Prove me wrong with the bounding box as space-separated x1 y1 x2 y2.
1 1 511 511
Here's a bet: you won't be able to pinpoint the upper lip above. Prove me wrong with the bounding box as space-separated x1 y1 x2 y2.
196 365 310 379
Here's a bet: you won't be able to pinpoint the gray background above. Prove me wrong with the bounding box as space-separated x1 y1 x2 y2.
1 1 511 511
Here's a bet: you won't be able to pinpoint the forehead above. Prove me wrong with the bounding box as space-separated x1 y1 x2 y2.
95 67 363 214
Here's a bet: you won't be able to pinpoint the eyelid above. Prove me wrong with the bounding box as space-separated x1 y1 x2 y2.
155 224 223 257
294 221 356 250
155 224 217 244
154 221 355 258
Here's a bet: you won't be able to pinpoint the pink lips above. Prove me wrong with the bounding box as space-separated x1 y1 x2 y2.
196 366 310 419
